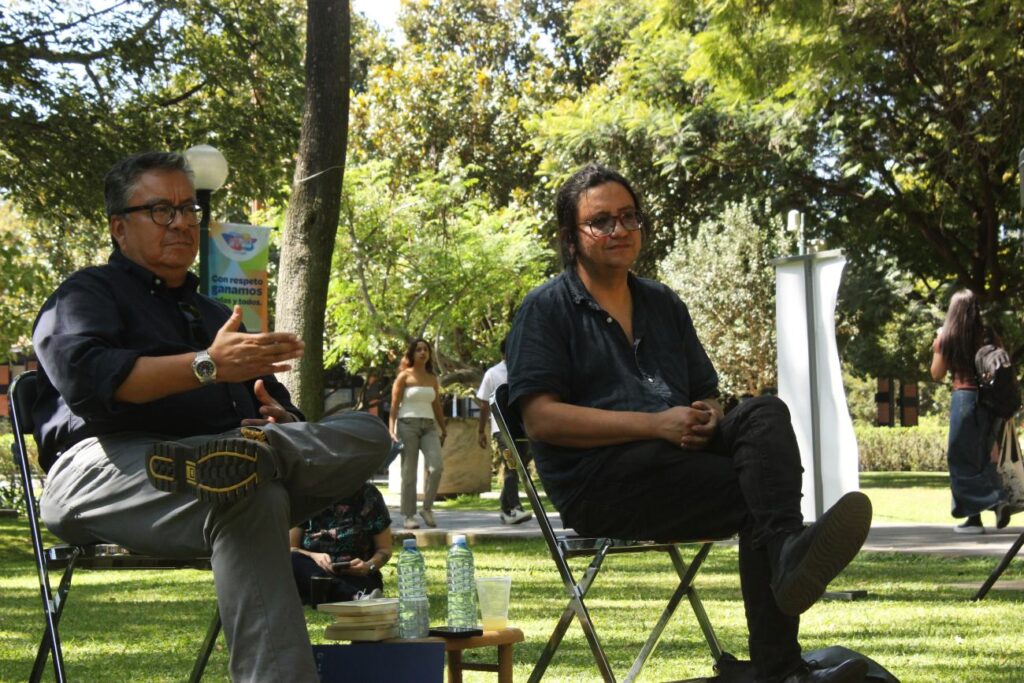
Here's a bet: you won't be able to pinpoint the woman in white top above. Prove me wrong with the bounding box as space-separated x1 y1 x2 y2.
389 337 447 529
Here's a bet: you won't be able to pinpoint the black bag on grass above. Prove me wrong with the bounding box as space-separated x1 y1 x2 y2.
706 647 899 682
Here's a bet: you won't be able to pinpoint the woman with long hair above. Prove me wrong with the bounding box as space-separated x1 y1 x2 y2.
931 289 1009 533
389 338 447 529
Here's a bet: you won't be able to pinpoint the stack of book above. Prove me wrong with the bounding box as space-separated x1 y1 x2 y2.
319 598 399 641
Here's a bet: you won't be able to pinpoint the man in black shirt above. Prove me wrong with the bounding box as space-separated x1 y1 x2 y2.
507 164 874 683
32 151 390 682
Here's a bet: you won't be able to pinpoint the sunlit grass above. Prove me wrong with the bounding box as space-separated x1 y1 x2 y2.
3 516 1023 682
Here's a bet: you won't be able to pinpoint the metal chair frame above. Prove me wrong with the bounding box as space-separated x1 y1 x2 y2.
490 383 730 683
9 370 221 683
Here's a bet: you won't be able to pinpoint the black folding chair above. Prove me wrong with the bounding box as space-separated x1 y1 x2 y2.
9 370 221 683
490 384 732 683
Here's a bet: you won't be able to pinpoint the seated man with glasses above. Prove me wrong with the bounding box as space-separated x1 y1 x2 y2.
506 163 875 683
31 151 391 682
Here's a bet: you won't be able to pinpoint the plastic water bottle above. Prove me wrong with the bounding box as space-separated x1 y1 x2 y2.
397 538 429 638
446 534 477 628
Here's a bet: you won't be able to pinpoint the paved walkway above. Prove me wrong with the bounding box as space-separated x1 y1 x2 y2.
386 495 1024 559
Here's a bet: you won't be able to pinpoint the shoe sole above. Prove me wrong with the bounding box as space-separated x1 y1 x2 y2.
773 491 872 616
147 437 275 503
954 526 985 535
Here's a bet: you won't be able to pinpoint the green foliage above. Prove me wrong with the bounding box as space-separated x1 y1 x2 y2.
659 198 794 397
326 161 552 378
0 203 59 358
855 420 948 472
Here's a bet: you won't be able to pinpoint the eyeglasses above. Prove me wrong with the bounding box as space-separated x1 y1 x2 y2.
119 202 204 227
578 208 644 237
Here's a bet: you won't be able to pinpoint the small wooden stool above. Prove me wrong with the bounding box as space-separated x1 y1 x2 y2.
387 628 525 683
443 628 524 683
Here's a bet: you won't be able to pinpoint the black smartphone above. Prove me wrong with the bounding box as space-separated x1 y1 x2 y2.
429 626 483 638
331 560 351 571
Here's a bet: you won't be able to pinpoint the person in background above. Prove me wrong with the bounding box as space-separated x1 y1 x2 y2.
290 482 392 603
477 337 532 524
389 338 447 529
930 289 1010 534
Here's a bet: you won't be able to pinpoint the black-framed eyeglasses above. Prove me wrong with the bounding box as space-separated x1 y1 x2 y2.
178 301 211 347
578 208 645 237
119 202 204 227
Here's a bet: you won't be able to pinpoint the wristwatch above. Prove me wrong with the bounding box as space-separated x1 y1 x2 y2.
192 349 217 385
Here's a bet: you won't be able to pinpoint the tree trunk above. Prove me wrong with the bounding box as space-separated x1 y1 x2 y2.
275 0 350 421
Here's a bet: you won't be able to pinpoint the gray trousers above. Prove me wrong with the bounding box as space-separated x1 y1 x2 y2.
39 412 391 683
396 417 443 517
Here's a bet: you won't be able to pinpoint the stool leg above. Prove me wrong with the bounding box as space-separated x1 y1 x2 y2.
498 643 513 683
448 650 463 683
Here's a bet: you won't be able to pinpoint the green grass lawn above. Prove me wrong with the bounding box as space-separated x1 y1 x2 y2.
3 513 1024 682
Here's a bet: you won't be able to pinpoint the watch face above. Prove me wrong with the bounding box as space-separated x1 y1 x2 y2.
195 359 216 378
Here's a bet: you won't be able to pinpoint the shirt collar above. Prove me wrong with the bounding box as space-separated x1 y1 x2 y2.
108 250 200 293
563 266 639 312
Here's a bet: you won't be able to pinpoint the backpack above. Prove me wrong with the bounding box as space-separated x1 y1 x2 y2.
974 344 1022 418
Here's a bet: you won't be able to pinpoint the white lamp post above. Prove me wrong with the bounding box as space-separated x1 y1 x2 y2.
184 144 229 294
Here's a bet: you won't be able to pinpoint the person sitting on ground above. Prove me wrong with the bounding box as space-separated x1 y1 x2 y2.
31 151 391 682
290 482 392 603
506 163 875 683
476 336 532 525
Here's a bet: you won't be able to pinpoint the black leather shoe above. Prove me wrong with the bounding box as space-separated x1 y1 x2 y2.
780 657 869 683
772 491 873 616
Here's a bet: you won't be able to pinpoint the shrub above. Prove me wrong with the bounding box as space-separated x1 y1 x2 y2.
855 420 948 471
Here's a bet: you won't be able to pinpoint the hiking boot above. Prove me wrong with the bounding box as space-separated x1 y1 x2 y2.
146 436 277 503
779 657 869 683
771 491 872 616
419 509 437 527
955 515 985 534
499 507 533 525
995 503 1012 530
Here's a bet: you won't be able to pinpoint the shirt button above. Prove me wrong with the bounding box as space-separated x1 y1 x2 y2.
155 278 162 286
606 316 613 323
648 377 654 382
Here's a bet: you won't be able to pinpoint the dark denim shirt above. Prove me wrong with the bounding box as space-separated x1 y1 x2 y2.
506 268 718 511
31 251 301 471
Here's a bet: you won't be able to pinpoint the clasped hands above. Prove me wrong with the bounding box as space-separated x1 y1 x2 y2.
308 552 374 576
659 401 720 451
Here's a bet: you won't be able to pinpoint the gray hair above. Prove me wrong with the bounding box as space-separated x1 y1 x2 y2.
104 151 193 217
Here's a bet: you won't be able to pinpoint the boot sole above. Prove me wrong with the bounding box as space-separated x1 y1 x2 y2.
147 437 275 503
773 491 872 616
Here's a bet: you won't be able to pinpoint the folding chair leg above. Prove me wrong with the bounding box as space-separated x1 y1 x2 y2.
189 608 222 683
973 531 1024 601
31 555 78 683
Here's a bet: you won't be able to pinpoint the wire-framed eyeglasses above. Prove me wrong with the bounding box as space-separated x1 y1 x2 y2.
119 202 204 227
578 208 645 237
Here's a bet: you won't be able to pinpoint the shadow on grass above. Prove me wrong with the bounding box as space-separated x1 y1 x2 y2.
860 472 950 489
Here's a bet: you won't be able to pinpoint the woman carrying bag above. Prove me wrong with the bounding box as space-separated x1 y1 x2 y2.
931 289 1010 533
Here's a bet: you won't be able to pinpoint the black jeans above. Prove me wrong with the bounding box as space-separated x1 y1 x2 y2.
558 396 805 682
291 553 384 605
495 433 532 514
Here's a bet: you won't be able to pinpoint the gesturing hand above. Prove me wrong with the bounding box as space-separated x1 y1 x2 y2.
208 305 305 383
241 379 298 426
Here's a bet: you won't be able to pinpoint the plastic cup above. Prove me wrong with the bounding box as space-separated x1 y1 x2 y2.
475 576 511 631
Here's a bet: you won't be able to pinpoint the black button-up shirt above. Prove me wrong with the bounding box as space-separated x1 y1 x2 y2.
507 268 718 510
31 251 300 471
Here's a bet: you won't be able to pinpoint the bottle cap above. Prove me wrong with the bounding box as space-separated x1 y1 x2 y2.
452 534 467 546
403 538 417 549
